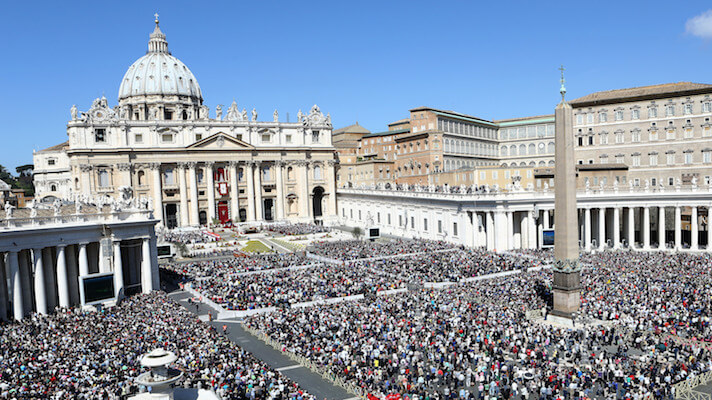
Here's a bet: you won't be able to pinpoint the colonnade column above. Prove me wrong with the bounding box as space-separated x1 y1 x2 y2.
8 251 22 321
229 161 240 223
708 205 712 251
149 163 163 225
506 211 514 250
613 207 621 249
113 241 124 298
527 210 536 249
78 243 89 305
205 161 216 224
245 161 256 221
674 206 682 250
141 238 153 293
658 207 665 250
584 208 591 251
0 256 7 321
32 248 47 315
177 162 189 227
275 161 285 220
254 162 263 221
642 207 650 250
493 211 505 251
691 206 699 251
543 209 550 230
486 211 494 251
188 162 199 226
55 245 70 308
299 162 310 219
598 207 606 250
627 207 635 249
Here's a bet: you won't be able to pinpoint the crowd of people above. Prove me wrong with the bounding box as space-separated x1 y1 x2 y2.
309 239 456 261
247 250 712 399
0 292 314 399
159 229 217 245
265 223 331 236
162 252 314 279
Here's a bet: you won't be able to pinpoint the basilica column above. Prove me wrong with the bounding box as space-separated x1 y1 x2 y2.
275 161 285 220
178 163 189 227
149 163 163 225
584 208 592 251
55 245 70 308
708 205 712 252
245 161 256 221
298 161 310 218
613 207 621 249
78 243 89 305
8 251 22 321
117 163 132 187
229 161 240 223
254 162 263 221
691 206 699 251
326 160 337 218
627 207 635 249
205 162 216 224
543 209 550 230
674 206 682 250
79 165 93 196
188 162 199 226
113 241 124 298
598 207 606 250
658 206 666 250
142 238 153 293
642 206 651 250
32 248 47 315
0 255 8 321
42 247 57 311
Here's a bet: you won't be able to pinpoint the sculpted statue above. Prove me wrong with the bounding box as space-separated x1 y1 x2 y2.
4 202 14 219
215 104 223 120
241 108 248 121
100 95 108 108
75 199 82 214
28 199 37 218
149 107 158 120
273 109 279 122
52 198 62 216
613 180 619 190
70 105 78 121
676 178 682 187
120 105 129 120
692 176 698 188
251 108 258 122
226 101 239 121
199 105 209 120
297 110 304 122
644 179 650 189
326 113 331 125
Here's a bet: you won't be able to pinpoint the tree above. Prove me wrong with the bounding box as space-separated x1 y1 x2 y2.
352 226 363 239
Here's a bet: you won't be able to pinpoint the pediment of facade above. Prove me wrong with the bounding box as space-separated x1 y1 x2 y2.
186 132 254 150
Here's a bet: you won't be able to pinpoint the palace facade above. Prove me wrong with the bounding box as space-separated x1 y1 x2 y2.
33 18 337 228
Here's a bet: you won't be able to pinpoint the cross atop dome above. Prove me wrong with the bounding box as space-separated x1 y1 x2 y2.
148 13 169 54
154 12 159 26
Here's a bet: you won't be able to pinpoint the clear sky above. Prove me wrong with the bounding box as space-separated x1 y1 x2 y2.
2 0 712 171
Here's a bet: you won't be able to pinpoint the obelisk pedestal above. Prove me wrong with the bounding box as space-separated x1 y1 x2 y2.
551 67 581 318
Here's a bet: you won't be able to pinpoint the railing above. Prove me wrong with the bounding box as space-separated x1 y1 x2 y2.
0 209 154 230
675 371 712 400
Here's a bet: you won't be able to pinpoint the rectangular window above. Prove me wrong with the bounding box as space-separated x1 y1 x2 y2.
667 154 675 165
649 154 658 166
685 153 693 164
262 134 271 143
285 134 292 143
631 109 640 120
704 102 712 113
615 133 624 143
615 155 625 164
135 133 143 143
649 107 658 118
588 136 594 145
398 215 402 227
615 110 623 121
423 218 428 231
453 222 458 236
666 130 675 140
161 133 173 143
684 104 693 115
388 214 391 225
311 130 319 142
576 114 583 125
651 178 656 186
666 105 675 117
358 210 362 220
704 127 712 137
411 216 415 228
377 213 380 223
632 155 641 167
600 134 608 144
437 220 442 234
704 152 712 163
95 128 106 142
47 159 55 166
492 171 498 179
599 112 607 122
632 131 641 142
587 114 594 123
684 128 693 139
578 136 583 146
600 156 609 164
98 169 110 188
195 133 202 141
649 131 658 141
669 177 674 186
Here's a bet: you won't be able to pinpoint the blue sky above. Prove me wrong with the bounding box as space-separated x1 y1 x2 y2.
2 0 712 171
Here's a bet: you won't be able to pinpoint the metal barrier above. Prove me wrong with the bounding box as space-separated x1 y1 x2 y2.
675 371 712 400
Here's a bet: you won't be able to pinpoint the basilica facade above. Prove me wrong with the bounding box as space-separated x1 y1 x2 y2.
33 18 337 228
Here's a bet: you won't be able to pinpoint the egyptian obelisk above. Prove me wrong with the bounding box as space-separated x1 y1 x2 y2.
552 66 581 317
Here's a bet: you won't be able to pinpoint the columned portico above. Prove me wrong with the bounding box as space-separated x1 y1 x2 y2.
690 206 699 251
584 208 592 251
275 161 285 220
659 206 666 250
246 161 256 221
113 241 124 298
32 248 47 315
188 162 199 226
205 161 216 223
254 162 263 221
598 207 606 250
8 251 22 321
178 162 189 226
55 245 70 308
612 207 620 249
627 207 635 248
149 163 163 224
674 206 682 250
642 206 650 249
229 161 240 222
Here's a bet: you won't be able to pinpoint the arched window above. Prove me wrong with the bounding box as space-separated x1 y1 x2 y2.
528 143 536 155
501 146 508 156
510 145 517 156
548 160 555 166
50 184 57 192
313 165 323 180
137 170 145 186
539 161 546 167
519 144 526 155
548 142 555 154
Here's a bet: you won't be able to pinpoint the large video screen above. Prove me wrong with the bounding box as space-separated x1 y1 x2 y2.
542 229 555 248
83 275 115 303
369 228 380 237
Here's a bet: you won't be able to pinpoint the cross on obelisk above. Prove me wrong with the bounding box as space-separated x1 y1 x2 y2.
551 65 581 318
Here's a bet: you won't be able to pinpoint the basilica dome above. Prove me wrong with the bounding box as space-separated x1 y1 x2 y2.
118 19 202 104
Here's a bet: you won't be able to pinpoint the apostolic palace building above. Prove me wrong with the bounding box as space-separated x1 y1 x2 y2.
33 17 337 228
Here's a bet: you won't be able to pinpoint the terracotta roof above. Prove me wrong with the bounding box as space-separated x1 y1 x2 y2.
569 82 712 107
362 128 409 138
494 114 554 123
388 118 410 126
37 141 69 153
333 123 370 135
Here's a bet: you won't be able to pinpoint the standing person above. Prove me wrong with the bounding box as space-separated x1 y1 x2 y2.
222 324 228 335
